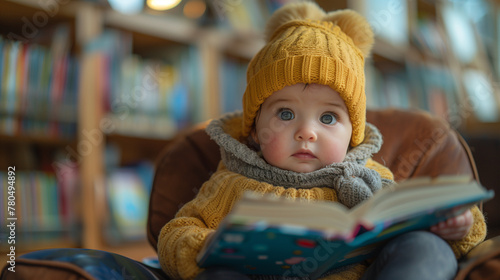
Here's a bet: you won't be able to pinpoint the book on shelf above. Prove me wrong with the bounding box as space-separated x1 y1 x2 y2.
86 30 197 138
363 0 409 48
104 162 153 243
196 176 494 279
0 30 79 138
365 62 412 111
213 0 284 32
403 60 461 121
219 56 247 113
462 68 500 123
1 171 79 246
410 16 448 59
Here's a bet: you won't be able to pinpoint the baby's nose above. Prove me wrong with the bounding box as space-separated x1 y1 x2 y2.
294 124 317 142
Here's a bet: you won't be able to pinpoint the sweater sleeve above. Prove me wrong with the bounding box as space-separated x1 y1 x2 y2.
157 166 235 280
157 216 213 279
447 205 487 259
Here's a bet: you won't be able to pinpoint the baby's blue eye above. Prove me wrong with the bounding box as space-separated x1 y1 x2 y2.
278 109 294 121
320 113 337 125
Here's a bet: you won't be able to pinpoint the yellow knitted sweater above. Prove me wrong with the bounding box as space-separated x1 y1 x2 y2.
157 116 487 280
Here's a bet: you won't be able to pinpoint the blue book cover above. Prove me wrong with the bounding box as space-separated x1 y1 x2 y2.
197 176 494 279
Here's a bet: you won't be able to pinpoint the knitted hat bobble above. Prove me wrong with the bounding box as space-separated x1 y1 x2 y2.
242 2 374 147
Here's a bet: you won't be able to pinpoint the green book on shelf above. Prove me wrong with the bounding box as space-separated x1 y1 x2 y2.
197 176 494 279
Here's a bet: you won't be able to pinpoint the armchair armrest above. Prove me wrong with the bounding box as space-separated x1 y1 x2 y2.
455 235 500 280
0 248 168 280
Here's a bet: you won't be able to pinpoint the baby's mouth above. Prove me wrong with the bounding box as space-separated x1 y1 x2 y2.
292 149 316 159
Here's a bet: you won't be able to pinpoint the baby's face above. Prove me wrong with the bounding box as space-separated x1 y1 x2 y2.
253 83 352 173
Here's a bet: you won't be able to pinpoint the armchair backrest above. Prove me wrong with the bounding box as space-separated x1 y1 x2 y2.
147 108 479 250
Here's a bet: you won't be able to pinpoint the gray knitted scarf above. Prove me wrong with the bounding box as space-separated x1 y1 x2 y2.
206 112 394 208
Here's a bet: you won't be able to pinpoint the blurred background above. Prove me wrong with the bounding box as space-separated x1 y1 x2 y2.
0 0 499 262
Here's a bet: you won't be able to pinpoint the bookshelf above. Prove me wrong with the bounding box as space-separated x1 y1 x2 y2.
351 0 500 136
1 0 500 264
0 0 270 262
0 0 81 259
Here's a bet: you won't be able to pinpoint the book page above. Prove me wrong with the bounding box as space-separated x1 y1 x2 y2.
351 177 488 224
228 194 356 236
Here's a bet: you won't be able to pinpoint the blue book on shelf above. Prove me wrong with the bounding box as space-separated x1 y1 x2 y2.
197 176 494 279
0 37 5 104
106 165 152 241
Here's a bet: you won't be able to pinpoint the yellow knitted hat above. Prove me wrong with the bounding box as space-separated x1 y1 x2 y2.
242 2 374 147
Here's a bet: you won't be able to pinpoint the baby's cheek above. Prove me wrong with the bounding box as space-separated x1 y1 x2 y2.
261 138 287 164
322 146 347 164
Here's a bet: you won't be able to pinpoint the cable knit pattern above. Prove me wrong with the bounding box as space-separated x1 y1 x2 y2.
207 112 392 208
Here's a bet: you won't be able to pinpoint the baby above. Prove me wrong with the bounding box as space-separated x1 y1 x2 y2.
157 2 485 280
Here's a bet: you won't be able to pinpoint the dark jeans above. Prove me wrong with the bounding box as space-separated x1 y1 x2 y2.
195 267 251 280
360 231 457 280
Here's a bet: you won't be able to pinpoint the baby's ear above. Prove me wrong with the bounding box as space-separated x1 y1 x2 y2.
245 128 261 152
251 128 260 144
323 10 374 58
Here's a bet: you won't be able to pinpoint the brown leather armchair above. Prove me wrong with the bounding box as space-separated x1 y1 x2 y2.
148 108 500 280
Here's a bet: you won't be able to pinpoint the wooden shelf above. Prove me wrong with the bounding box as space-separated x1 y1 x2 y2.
372 38 407 64
0 240 155 272
0 0 77 24
103 7 263 60
461 119 500 137
0 0 81 50
104 9 198 45
0 134 75 146
100 240 157 261
0 238 80 266
17 238 79 251
106 134 172 165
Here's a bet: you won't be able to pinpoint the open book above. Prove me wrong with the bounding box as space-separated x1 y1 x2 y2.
196 176 494 279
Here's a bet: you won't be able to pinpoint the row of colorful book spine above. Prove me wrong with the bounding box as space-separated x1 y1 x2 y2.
0 32 79 139
0 170 80 245
83 29 202 138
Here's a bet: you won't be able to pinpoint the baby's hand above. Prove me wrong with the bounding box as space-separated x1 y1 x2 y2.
430 209 473 240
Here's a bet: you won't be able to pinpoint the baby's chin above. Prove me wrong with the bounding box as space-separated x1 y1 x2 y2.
288 160 343 173
267 158 331 173
287 164 323 173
